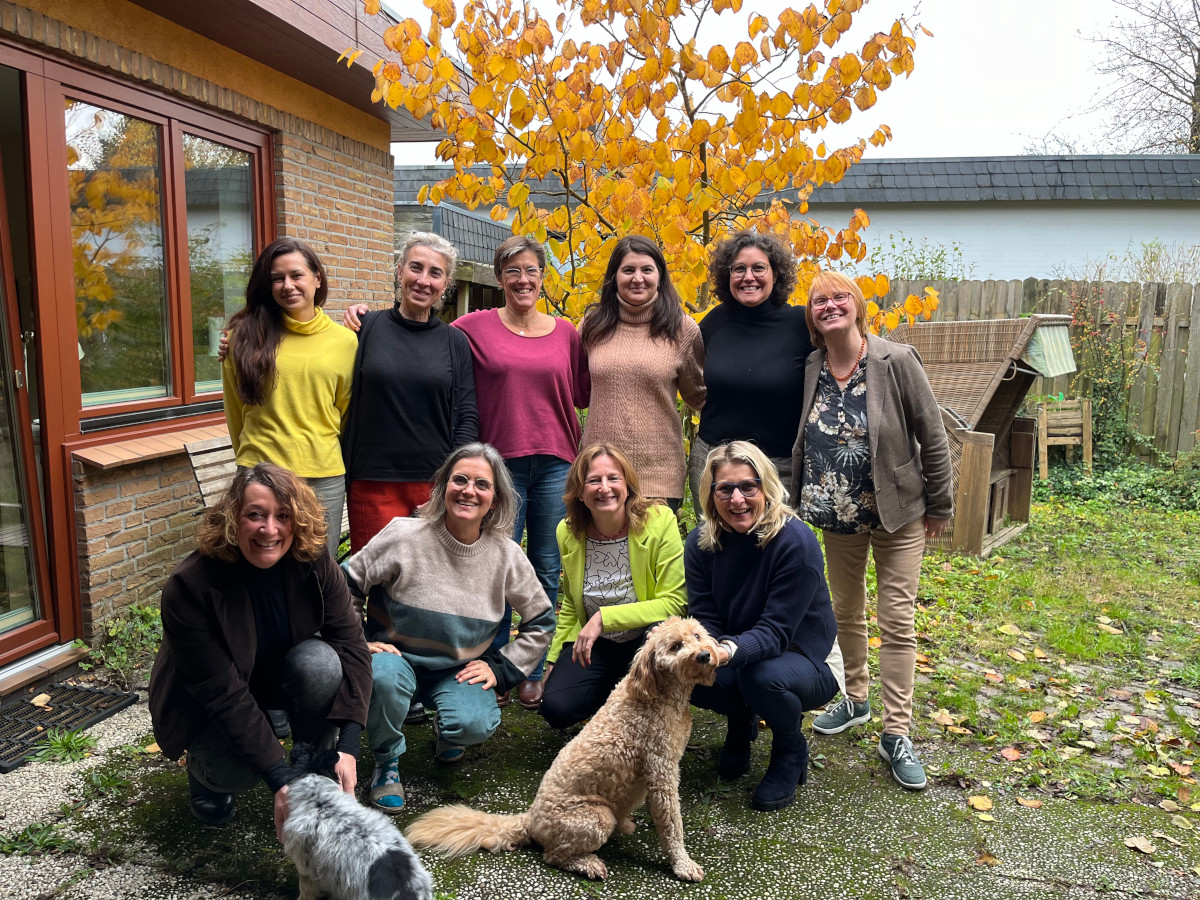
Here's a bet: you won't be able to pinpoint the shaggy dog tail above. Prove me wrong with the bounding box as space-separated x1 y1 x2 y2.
405 805 532 858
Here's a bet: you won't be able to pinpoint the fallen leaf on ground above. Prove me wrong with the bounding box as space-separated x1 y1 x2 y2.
1097 623 1123 635
1107 688 1132 701
144 742 160 754
976 813 995 822
1007 649 1027 662
968 795 993 811
1171 815 1194 831
1000 747 1022 761
931 709 955 726
1077 740 1097 749
1159 800 1180 812
1032 647 1048 659
985 672 1004 683
997 623 1021 636
869 636 881 649
976 852 1000 866
1168 762 1192 776
948 725 973 735
1029 710 1047 723
1152 831 1182 846
30 693 51 708
1016 797 1042 808
1097 615 1113 624
1124 835 1155 854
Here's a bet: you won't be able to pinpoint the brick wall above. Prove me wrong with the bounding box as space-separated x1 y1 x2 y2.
73 454 201 639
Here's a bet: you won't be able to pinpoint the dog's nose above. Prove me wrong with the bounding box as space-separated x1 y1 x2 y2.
697 650 711 665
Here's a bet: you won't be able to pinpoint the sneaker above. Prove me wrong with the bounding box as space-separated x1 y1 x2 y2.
369 757 406 812
812 697 871 735
878 734 927 790
405 702 431 725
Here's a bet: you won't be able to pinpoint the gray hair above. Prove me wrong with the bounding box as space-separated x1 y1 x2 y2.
395 231 458 311
421 442 517 538
696 440 797 552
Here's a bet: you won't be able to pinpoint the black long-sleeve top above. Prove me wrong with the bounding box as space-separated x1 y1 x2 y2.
343 307 478 482
697 301 813 459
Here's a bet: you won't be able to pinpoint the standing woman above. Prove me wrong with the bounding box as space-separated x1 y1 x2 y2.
688 231 812 505
793 269 953 791
539 444 687 729
341 232 478 552
224 239 358 557
687 441 841 812
579 236 705 509
452 236 590 710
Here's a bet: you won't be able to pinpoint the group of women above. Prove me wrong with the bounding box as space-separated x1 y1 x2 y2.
148 223 952 834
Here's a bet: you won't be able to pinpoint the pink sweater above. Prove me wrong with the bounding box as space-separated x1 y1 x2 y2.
580 301 706 499
453 309 590 462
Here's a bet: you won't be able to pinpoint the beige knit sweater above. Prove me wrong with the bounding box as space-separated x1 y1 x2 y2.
581 299 706 499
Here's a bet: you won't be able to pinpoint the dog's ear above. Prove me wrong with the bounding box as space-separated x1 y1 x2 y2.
289 741 316 772
628 635 664 701
312 749 342 780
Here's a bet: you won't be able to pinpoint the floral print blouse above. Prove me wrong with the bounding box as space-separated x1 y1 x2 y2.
799 356 882 534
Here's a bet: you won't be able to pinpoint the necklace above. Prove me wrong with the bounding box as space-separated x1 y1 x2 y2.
589 520 628 541
827 335 866 381
502 306 538 336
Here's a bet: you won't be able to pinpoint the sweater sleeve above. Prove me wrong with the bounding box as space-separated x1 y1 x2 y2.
571 324 592 410
449 328 480 447
490 550 555 691
343 517 406 596
600 509 688 633
221 357 245 456
683 530 723 642
725 532 822 669
677 320 707 412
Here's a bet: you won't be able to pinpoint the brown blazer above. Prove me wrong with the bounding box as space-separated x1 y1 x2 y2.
790 333 954 532
149 549 371 777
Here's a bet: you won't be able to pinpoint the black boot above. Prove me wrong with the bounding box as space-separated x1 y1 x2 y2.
188 771 235 827
751 731 808 811
717 709 760 780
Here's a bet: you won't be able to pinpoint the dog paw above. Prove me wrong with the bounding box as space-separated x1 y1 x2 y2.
616 817 636 835
673 858 704 882
581 858 609 880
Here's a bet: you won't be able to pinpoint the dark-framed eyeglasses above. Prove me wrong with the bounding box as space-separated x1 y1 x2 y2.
712 478 762 500
449 473 493 492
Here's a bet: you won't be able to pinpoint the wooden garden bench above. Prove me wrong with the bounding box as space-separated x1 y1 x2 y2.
1037 399 1093 479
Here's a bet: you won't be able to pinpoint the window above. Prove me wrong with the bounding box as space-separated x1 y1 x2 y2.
56 75 271 417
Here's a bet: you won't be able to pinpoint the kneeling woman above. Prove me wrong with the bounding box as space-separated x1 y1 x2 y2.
344 443 554 812
540 444 687 729
149 464 371 834
686 441 843 812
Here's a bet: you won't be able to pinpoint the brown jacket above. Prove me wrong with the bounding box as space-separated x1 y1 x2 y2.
149 549 371 776
790 333 954 532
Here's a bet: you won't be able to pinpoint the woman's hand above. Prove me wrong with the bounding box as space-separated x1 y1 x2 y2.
367 641 402 655
924 516 951 538
334 751 357 794
456 659 497 690
343 304 371 332
570 612 605 667
217 330 229 362
273 784 289 843
714 644 731 666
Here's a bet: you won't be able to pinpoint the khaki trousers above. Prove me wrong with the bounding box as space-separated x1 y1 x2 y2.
822 517 926 736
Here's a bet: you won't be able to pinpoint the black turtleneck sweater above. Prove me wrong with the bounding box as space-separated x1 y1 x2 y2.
697 301 814 458
343 307 478 482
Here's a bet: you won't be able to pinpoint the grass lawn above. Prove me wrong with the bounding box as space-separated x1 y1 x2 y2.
2 469 1198 898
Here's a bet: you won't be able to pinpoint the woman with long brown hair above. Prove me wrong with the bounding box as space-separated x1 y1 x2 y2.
223 238 358 556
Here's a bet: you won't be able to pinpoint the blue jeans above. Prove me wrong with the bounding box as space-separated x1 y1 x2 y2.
368 652 502 761
490 454 569 681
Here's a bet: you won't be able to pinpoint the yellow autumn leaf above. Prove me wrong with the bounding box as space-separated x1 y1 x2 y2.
1007 649 1027 663
1029 710 1047 723
1016 796 1042 809
469 83 494 109
967 795 993 811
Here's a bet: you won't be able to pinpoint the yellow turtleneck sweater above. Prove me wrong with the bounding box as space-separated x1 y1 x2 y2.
222 309 358 477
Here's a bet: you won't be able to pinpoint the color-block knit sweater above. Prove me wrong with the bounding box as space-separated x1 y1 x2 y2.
581 299 706 499
343 516 555 693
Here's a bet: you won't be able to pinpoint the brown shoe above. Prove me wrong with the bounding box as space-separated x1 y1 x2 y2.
496 690 511 708
517 678 544 710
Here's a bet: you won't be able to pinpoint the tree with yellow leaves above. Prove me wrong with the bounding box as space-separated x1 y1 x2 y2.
356 0 938 329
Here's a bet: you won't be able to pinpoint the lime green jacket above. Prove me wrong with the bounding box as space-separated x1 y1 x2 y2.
548 504 687 665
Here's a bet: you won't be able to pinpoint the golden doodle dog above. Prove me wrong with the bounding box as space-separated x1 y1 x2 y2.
405 617 719 881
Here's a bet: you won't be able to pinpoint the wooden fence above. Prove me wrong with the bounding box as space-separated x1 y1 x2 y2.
880 279 1200 457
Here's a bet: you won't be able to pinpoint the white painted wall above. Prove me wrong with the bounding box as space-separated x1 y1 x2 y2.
806 202 1200 280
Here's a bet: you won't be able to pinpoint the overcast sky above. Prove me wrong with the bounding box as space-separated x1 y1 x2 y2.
387 0 1123 162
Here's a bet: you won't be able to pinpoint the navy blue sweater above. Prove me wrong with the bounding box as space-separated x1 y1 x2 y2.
684 518 836 670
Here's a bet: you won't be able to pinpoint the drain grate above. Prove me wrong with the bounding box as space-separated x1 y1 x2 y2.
0 682 138 773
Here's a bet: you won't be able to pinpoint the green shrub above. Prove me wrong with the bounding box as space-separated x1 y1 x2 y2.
1034 455 1200 511
79 604 163 690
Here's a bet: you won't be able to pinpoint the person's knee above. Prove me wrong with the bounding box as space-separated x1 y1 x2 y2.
285 639 342 693
438 705 500 746
539 691 583 730
371 652 417 699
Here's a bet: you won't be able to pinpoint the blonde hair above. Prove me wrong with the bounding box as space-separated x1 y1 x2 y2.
696 441 796 552
804 269 869 349
562 444 654 539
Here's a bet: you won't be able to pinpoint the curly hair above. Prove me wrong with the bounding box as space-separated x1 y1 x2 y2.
579 236 684 350
420 443 518 538
805 269 869 349
196 463 328 563
709 230 797 307
396 231 458 313
695 441 797 552
227 239 328 406
562 444 656 539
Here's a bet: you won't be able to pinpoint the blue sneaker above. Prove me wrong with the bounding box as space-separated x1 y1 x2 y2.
878 734 927 790
369 757 405 812
812 697 871 735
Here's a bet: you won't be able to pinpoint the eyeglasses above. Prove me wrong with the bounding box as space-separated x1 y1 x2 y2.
712 478 762 500
449 473 493 492
501 266 542 280
810 291 854 310
730 263 770 277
